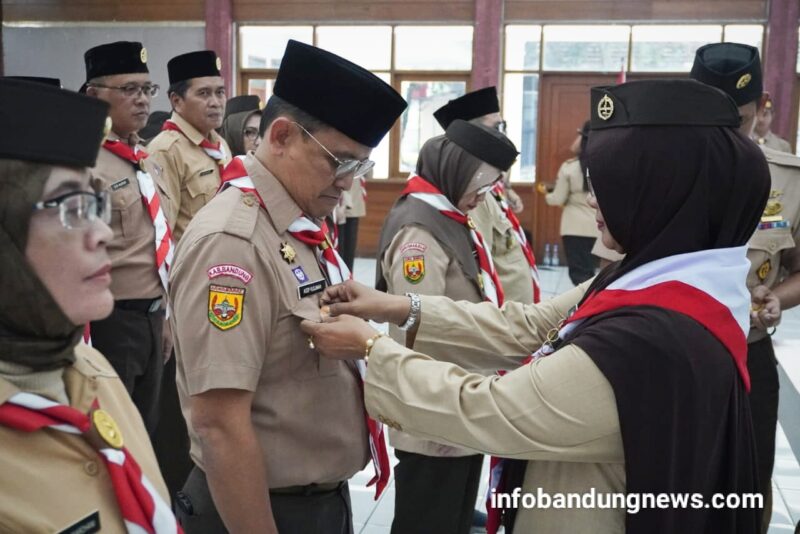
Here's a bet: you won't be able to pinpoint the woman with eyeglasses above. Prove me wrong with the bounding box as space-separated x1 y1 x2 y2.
220 94 263 157
0 79 178 533
372 119 518 534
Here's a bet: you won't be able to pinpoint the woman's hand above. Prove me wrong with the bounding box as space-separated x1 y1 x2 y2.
300 315 379 360
751 285 781 331
320 280 412 325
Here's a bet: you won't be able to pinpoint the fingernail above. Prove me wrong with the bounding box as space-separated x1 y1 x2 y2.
321 305 330 315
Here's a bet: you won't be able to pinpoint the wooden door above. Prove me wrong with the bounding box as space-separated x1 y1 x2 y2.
531 73 615 262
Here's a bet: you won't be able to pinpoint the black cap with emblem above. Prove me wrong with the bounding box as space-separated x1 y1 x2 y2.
445 119 519 171
690 42 763 107
433 87 500 129
273 40 407 148
81 41 149 92
0 78 110 167
590 79 741 131
168 50 222 85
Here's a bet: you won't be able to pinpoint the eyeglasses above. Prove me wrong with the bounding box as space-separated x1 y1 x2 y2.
292 122 375 179
33 190 111 230
89 83 160 98
243 127 260 140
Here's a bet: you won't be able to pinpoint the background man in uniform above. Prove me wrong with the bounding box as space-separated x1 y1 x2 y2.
435 87 540 304
692 42 800 532
82 41 171 437
754 97 793 153
169 40 405 533
337 168 369 271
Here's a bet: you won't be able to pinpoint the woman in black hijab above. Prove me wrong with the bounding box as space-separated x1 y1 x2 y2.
303 79 768 534
0 79 176 532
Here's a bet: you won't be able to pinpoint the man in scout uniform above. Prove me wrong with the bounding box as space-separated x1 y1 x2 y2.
168 40 406 533
754 97 793 153
435 86 540 304
147 49 231 242
82 41 172 437
692 42 800 532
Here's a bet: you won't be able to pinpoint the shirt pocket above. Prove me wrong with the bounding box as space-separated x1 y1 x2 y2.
289 295 340 381
491 217 523 263
184 168 219 214
110 176 147 240
748 224 795 259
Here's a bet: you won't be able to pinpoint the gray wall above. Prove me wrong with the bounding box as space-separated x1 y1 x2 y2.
3 23 205 111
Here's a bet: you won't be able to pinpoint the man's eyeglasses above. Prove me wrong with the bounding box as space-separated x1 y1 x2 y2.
89 83 160 98
33 190 111 230
292 122 374 179
243 127 260 140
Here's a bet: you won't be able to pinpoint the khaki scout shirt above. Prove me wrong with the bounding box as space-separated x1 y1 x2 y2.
170 153 368 488
345 175 367 218
545 158 598 238
381 224 483 457
92 134 167 301
0 344 169 533
747 147 800 342
471 195 535 304
364 284 626 533
756 131 793 154
148 111 232 242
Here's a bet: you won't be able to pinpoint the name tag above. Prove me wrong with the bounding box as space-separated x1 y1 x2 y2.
58 511 100 534
199 169 215 176
297 279 327 299
110 178 130 191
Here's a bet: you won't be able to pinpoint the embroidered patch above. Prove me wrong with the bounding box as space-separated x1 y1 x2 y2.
292 266 308 283
207 264 253 284
403 255 425 284
208 285 245 331
399 242 428 255
297 278 327 299
757 260 771 281
110 178 130 191
58 511 100 534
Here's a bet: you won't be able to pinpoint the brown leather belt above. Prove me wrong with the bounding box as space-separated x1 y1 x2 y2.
270 481 344 496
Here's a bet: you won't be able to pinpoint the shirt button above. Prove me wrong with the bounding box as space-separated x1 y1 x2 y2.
84 461 99 476
243 194 255 207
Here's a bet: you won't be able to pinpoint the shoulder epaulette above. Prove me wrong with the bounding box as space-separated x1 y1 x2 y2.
763 146 800 169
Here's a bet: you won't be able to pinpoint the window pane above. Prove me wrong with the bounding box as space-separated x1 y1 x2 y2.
246 78 275 103
316 26 392 71
370 72 391 178
631 25 722 72
502 74 539 183
505 25 541 71
724 24 764 55
399 80 466 172
240 26 313 68
395 26 473 70
542 25 629 72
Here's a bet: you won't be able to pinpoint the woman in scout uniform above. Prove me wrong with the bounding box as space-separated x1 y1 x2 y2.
375 119 517 534
305 79 766 534
0 79 176 533
220 94 262 157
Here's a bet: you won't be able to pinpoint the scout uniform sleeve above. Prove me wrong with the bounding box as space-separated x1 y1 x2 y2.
170 232 273 395
385 225 450 297
545 161 571 206
413 281 590 370
365 336 622 463
148 148 182 236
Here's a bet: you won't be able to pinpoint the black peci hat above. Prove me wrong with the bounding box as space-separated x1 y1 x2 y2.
273 40 407 148
168 50 222 85
6 76 62 88
690 43 763 107
225 95 261 118
590 79 741 131
82 41 149 92
433 87 500 129
0 79 110 167
445 119 518 171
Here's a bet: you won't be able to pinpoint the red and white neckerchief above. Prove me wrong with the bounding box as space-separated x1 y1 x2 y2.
219 156 391 499
0 391 181 534
103 140 174 304
486 246 752 534
161 120 227 169
402 174 505 307
82 324 92 346
490 182 541 303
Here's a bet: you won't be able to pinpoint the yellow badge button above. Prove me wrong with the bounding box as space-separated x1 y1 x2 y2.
280 242 297 263
216 57 223 71
208 284 245 331
736 73 752 89
91 409 124 449
763 201 783 217
597 94 614 121
757 260 771 281
140 47 148 64
403 255 425 284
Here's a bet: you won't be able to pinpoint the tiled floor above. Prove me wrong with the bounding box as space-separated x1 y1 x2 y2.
348 259 800 533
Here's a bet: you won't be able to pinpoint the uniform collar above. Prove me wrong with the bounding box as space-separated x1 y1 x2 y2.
169 111 223 147
243 153 307 235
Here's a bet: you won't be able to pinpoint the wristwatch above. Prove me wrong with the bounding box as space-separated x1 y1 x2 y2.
398 292 421 331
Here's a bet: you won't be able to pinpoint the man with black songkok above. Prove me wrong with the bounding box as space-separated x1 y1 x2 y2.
692 42 800 532
81 41 171 438
754 97 793 153
168 40 406 533
435 87 541 304
147 49 231 242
